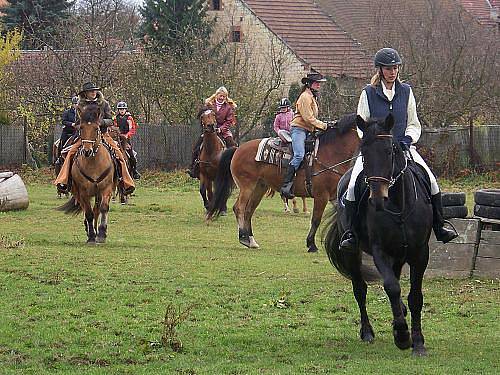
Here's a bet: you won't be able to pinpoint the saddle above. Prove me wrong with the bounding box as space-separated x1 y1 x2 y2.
255 132 318 196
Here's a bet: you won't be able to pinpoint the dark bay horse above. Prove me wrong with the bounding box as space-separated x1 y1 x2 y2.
206 114 360 251
58 103 117 244
323 114 433 356
198 109 227 212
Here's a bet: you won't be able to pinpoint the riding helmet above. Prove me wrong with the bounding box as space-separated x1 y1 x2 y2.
279 98 291 108
71 96 79 104
79 82 101 95
374 48 402 67
116 101 128 109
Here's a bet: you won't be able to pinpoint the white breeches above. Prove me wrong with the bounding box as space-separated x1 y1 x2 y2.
346 146 439 201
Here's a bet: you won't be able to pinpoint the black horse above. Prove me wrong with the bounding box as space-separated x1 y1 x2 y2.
323 114 433 356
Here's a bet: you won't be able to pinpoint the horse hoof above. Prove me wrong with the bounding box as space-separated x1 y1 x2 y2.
249 236 260 249
307 245 319 253
412 346 427 357
86 240 96 246
360 327 375 343
220 211 227 216
239 238 251 248
96 237 106 244
394 330 412 350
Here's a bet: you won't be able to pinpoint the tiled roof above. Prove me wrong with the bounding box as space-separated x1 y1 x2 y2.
459 0 500 27
242 0 372 78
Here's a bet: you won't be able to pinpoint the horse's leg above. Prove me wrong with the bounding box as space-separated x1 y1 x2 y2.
393 262 408 317
82 199 96 244
292 197 299 213
96 192 112 244
199 177 209 211
283 197 290 213
245 181 268 249
372 246 411 350
302 197 309 214
234 180 263 248
306 194 328 253
408 246 429 356
352 276 375 343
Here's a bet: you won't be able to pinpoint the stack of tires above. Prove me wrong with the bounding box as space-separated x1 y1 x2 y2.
474 189 500 220
441 192 468 219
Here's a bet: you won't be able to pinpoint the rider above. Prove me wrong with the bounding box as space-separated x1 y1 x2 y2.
339 47 458 251
187 86 237 178
58 96 79 155
273 98 294 141
280 71 327 199
54 82 135 195
114 101 141 180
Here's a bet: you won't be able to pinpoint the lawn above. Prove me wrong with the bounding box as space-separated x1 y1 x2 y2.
0 170 498 374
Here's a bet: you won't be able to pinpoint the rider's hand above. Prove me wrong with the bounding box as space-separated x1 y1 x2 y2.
400 135 413 150
316 122 327 131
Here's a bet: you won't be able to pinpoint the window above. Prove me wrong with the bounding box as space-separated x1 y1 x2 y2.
230 26 242 43
211 0 221 10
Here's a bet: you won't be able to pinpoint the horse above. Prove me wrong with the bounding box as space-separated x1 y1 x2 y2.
57 103 117 244
206 113 360 251
323 114 433 356
198 108 228 212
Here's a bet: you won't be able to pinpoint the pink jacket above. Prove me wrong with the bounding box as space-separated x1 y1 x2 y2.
273 110 294 135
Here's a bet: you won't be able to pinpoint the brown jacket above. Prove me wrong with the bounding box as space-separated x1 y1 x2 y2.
205 100 236 129
291 88 327 132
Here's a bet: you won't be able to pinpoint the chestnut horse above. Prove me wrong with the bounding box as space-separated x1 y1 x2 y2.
198 109 228 212
206 113 360 252
57 103 117 244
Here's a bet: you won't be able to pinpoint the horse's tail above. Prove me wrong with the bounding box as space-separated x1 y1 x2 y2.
56 196 81 215
322 205 380 282
206 147 237 220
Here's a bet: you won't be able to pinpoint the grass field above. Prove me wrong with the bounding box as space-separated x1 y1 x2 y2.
0 170 499 374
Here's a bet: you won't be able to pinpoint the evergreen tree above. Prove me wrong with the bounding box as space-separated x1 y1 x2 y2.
139 0 214 55
1 0 73 49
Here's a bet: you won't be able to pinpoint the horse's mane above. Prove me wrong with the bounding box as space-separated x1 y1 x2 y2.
319 113 357 145
197 106 212 121
80 103 101 124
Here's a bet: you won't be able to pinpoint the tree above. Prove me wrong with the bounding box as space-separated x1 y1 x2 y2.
139 0 214 55
1 0 73 49
0 29 22 124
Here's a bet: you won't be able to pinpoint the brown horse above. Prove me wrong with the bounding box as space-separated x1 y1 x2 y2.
206 114 360 252
198 108 228 212
57 103 117 244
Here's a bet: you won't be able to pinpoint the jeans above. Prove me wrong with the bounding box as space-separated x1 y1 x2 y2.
290 126 307 170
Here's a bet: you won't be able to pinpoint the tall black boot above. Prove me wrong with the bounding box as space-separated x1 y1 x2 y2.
431 192 458 243
280 165 296 199
339 200 358 251
129 151 141 179
187 136 202 179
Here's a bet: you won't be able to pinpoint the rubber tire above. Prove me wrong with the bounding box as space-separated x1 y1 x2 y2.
441 192 466 207
442 205 468 219
474 204 500 220
474 189 500 207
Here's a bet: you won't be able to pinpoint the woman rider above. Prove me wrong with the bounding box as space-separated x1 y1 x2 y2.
54 82 135 195
340 47 458 251
280 71 327 199
187 86 237 178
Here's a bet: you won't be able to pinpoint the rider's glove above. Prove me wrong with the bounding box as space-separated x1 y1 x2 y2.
400 135 413 150
316 122 327 131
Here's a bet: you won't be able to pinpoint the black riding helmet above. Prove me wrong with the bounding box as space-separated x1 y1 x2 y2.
374 48 402 67
278 98 291 108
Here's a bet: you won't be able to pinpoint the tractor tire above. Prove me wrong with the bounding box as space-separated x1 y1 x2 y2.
442 192 466 207
474 189 500 207
474 204 500 220
442 205 468 219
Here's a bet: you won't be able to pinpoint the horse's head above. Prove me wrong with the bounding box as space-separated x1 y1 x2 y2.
199 108 217 133
79 103 102 157
357 114 396 211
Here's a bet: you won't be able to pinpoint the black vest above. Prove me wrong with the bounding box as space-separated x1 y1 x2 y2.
116 114 129 134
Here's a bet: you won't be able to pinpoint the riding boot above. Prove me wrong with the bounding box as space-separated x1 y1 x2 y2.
224 136 237 148
103 133 135 194
129 151 141 180
187 136 203 179
339 200 358 251
431 192 459 243
280 165 296 199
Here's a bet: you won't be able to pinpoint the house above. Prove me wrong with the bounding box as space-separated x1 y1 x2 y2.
207 0 373 92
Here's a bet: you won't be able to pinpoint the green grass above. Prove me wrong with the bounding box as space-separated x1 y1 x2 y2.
0 171 499 374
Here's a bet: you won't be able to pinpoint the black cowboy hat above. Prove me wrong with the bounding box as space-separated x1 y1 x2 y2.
78 82 101 95
301 71 327 85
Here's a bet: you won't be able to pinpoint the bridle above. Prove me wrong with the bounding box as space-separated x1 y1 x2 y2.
364 134 408 188
79 121 102 157
201 110 217 133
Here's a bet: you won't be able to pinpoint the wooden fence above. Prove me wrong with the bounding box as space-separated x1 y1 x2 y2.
1 123 499 173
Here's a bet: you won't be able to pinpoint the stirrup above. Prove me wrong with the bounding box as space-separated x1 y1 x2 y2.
339 231 357 253
443 219 458 236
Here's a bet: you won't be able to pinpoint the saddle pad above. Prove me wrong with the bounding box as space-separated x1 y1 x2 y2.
255 138 291 168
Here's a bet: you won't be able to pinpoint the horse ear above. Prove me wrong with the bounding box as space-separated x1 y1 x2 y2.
383 113 394 132
356 115 367 132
